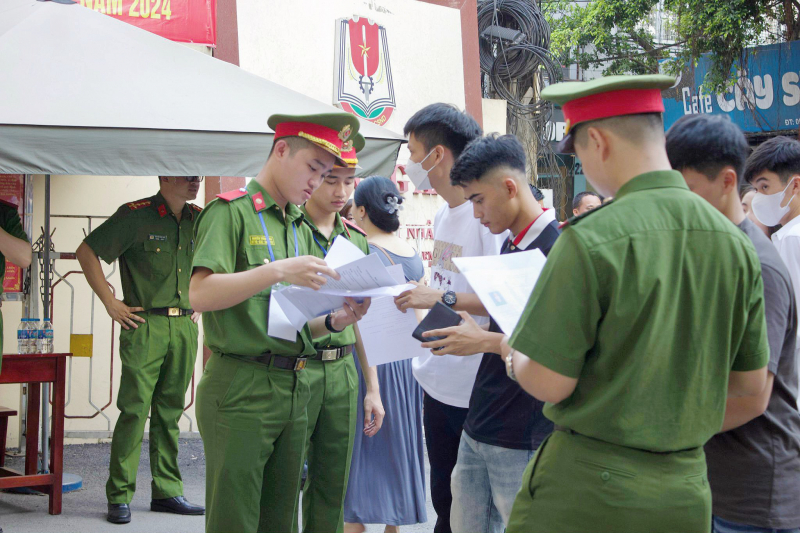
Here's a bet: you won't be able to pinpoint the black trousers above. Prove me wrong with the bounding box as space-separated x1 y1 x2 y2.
423 392 470 533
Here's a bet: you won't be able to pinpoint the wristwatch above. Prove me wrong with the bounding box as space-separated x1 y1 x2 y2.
325 312 344 333
505 350 517 382
442 290 457 307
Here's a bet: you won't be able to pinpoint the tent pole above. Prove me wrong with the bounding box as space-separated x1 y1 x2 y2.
41 174 51 474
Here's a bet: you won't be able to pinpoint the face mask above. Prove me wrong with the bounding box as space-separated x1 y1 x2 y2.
751 178 797 227
405 150 439 191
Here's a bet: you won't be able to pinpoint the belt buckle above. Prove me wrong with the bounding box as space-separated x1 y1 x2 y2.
294 357 307 371
321 349 338 361
168 307 180 317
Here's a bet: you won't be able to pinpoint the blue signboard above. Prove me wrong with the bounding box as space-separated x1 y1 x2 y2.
662 41 800 133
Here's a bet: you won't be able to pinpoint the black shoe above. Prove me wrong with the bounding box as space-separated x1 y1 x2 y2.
150 496 205 516
107 503 132 524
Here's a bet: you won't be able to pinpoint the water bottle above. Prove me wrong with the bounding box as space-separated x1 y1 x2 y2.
30 318 41 354
40 318 53 354
17 318 28 354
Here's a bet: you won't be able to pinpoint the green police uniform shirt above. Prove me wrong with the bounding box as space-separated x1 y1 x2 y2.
301 207 370 349
0 201 28 296
83 192 196 310
192 180 317 358
510 170 770 452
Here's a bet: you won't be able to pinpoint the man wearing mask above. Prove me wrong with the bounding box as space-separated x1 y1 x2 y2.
746 136 800 320
394 104 506 533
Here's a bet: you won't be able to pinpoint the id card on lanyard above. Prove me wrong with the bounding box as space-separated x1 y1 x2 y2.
312 234 329 258
258 211 299 262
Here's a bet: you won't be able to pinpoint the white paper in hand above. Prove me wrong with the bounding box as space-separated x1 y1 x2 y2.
453 249 547 335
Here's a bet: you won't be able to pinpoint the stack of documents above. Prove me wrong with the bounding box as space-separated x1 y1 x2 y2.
268 237 414 341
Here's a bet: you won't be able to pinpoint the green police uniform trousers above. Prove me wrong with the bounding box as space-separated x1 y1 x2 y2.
197 352 311 533
507 429 711 533
106 314 198 503
293 353 359 533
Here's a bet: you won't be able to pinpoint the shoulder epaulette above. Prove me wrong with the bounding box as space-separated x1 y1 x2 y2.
190 203 203 212
0 199 18 210
559 199 614 230
343 219 367 237
126 199 152 211
216 189 249 202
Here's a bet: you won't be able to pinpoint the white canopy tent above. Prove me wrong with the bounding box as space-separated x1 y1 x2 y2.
0 0 405 177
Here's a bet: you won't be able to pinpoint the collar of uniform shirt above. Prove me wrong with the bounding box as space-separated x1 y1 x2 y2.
614 170 688 200
512 209 549 247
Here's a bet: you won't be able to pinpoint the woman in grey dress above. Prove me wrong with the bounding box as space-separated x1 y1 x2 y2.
344 177 427 533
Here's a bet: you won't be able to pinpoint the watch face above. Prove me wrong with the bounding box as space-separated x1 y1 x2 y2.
443 291 457 306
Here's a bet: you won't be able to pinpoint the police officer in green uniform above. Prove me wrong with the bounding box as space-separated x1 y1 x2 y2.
499 75 771 533
190 113 372 533
0 200 32 367
77 176 206 524
295 133 385 533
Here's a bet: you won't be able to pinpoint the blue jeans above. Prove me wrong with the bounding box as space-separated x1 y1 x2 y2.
450 433 535 533
714 516 800 533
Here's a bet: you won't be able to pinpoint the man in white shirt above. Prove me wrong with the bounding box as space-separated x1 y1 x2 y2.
745 137 800 319
395 103 506 533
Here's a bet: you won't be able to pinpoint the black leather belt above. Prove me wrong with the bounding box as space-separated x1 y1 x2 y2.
309 345 353 362
149 307 193 317
223 352 307 371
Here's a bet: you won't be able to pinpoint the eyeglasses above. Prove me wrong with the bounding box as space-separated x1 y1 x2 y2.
183 176 204 183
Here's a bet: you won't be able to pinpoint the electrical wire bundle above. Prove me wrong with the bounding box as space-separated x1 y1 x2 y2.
477 0 563 206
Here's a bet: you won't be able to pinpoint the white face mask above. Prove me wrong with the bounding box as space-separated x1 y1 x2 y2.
751 178 797 227
405 150 439 191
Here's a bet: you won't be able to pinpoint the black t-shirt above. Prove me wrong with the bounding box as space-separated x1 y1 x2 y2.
463 218 561 450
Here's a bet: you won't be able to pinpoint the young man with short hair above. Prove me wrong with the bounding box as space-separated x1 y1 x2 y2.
295 134 385 533
503 75 769 533
572 191 601 216
77 176 205 524
190 113 371 533
745 136 800 320
667 113 800 533
393 103 505 533
423 133 559 533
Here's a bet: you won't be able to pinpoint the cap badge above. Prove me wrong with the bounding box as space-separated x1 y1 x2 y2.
339 124 352 142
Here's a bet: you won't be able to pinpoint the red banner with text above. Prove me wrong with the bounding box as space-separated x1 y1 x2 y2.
76 0 216 46
0 176 26 294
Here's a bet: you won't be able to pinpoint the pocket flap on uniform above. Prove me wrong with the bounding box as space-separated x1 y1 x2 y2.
143 240 172 254
245 245 269 266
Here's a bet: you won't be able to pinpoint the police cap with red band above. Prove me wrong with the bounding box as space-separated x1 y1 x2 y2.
267 113 361 166
541 74 676 153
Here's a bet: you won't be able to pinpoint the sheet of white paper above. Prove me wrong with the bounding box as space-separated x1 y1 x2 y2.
268 289 299 341
323 235 366 269
386 264 406 284
359 296 429 366
453 249 548 335
322 253 399 291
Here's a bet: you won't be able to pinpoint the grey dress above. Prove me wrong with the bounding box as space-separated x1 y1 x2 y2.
343 244 427 526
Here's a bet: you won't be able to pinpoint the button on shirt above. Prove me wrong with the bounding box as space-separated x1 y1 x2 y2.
84 192 195 310
300 207 369 349
510 170 770 452
192 180 317 358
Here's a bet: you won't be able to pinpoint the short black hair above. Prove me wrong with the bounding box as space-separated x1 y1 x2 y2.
574 113 664 149
268 136 316 158
665 114 749 182
353 176 404 233
744 136 800 185
450 134 527 187
529 184 545 201
404 103 483 159
572 191 601 210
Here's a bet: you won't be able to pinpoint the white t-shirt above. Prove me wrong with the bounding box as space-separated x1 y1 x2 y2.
412 201 509 408
772 216 800 329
